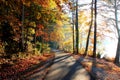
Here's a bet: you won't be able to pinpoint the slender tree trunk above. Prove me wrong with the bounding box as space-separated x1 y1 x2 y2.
72 11 75 54
24 27 28 52
21 4 25 51
75 0 79 54
115 37 120 63
114 0 120 64
84 0 94 56
34 27 37 54
93 0 97 58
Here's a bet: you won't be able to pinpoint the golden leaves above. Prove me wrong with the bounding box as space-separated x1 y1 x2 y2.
36 13 41 20
56 20 63 27
29 28 35 34
49 0 57 9
22 0 31 6
29 22 36 27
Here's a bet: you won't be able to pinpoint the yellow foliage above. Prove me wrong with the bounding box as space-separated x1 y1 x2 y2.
22 0 31 7
87 46 93 56
29 22 36 27
29 28 35 34
50 27 65 42
36 13 41 20
78 11 90 27
56 20 63 27
49 0 57 9
63 40 72 46
79 48 85 54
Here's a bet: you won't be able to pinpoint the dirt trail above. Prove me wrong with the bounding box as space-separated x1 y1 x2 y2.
45 50 93 80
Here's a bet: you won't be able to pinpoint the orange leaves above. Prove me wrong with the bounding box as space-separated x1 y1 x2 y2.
36 30 44 36
36 24 44 36
36 24 49 41
21 0 53 8
50 29 64 42
34 0 50 7
22 0 31 6
37 24 44 29
0 53 54 79
40 32 49 41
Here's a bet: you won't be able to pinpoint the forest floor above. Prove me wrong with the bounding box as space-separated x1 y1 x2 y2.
73 55 120 80
0 53 55 80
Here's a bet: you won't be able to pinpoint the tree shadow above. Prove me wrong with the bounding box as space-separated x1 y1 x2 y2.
45 53 93 80
20 52 71 79
62 61 83 80
62 57 94 80
19 58 54 79
54 54 72 63
90 58 97 80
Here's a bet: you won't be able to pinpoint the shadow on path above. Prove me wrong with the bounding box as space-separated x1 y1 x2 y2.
54 54 71 63
62 61 83 80
45 51 92 80
20 57 54 80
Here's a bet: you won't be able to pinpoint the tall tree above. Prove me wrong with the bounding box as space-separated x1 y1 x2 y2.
114 0 120 64
93 0 97 58
84 0 94 56
75 0 79 54
72 12 75 54
21 4 25 51
104 0 120 63
71 0 75 54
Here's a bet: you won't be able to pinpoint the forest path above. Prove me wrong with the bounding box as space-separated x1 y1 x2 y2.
45 49 93 80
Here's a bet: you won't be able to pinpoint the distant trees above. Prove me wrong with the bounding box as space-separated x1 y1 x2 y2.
103 0 120 63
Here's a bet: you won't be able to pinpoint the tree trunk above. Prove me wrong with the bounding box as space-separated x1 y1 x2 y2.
34 26 37 54
93 0 97 58
84 0 94 56
114 0 120 64
21 4 25 52
115 37 120 63
72 12 75 54
24 27 28 52
75 0 79 54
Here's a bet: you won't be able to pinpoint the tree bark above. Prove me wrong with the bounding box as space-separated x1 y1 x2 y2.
93 0 97 58
21 4 25 52
75 0 79 54
72 12 75 54
114 0 120 64
115 37 120 63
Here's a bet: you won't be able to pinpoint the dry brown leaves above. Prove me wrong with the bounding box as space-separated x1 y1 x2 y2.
73 55 120 80
0 53 54 79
